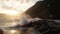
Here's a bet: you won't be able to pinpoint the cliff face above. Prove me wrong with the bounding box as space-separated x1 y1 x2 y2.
25 1 49 19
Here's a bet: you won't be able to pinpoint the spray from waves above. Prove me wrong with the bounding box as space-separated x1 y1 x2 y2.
18 13 43 26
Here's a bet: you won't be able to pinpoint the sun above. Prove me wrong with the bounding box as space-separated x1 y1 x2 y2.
0 9 20 15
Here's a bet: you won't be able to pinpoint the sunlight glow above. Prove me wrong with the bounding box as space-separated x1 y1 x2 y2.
11 30 16 34
0 9 20 15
